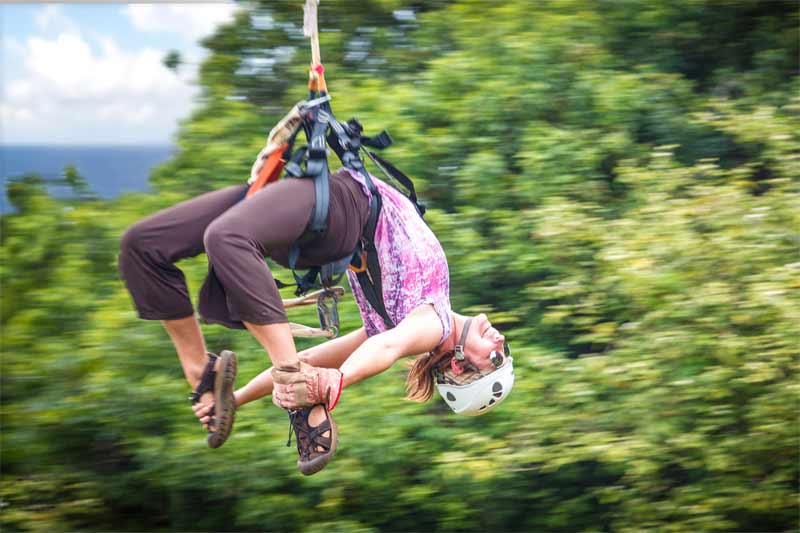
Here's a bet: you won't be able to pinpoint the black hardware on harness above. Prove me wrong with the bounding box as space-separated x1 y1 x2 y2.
256 96 424 330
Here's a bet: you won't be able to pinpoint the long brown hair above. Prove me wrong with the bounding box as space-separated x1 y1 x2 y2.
405 348 453 402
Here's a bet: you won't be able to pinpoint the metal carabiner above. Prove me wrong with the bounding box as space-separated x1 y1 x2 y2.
317 288 340 338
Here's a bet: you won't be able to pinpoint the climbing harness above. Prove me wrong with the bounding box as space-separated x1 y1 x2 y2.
244 0 424 337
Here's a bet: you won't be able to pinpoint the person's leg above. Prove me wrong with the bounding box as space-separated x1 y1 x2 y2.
200 178 319 368
164 316 209 389
242 322 299 368
200 173 368 368
119 185 246 409
200 177 365 470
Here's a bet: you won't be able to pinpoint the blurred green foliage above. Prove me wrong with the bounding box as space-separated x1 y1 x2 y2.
2 1 798 531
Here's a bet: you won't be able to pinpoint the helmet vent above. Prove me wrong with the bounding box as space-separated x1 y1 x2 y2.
446 392 456 402
488 398 496 405
492 382 502 392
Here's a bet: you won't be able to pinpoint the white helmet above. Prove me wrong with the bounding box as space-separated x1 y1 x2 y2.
435 317 515 416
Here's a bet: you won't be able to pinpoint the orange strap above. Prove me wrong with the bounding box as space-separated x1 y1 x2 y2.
348 250 368 273
245 144 288 199
308 64 327 94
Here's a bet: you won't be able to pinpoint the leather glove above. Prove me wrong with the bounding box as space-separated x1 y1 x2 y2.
272 362 343 412
249 104 304 183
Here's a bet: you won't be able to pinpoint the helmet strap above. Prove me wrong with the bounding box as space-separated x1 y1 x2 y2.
454 317 473 362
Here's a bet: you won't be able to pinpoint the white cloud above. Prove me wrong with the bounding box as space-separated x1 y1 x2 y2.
34 4 80 35
123 3 237 42
3 30 195 144
1 4 239 144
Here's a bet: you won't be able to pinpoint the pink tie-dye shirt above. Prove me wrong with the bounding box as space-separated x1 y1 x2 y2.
342 168 452 346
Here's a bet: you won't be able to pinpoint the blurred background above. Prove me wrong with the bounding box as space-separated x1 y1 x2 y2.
1 1 798 531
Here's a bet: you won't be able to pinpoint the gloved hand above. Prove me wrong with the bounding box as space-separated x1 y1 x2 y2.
249 103 304 183
272 362 343 412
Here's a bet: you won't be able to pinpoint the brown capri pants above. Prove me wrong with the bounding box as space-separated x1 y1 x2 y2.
118 171 370 329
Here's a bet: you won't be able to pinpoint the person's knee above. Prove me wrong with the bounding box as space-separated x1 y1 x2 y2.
297 348 316 365
119 220 171 268
118 222 152 280
120 222 145 257
203 218 251 262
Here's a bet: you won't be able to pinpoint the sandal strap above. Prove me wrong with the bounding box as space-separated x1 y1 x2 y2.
307 421 332 450
189 352 218 404
286 407 332 459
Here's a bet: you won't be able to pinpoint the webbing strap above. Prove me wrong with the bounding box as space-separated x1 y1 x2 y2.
283 105 331 296
323 117 396 328
255 102 412 330
365 150 426 218
305 109 331 238
320 254 353 283
288 240 353 296
353 167 394 328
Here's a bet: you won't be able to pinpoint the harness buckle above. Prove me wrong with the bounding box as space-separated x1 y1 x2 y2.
454 345 466 361
300 94 332 111
348 250 368 273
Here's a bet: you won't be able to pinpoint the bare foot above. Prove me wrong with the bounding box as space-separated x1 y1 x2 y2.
191 356 223 431
308 404 326 427
307 404 332 451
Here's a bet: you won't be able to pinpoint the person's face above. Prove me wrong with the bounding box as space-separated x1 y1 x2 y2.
463 313 506 371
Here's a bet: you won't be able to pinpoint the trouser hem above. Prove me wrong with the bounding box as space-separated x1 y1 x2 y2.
137 310 196 321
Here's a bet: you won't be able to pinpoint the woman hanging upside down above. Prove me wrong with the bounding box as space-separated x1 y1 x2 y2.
118 166 514 476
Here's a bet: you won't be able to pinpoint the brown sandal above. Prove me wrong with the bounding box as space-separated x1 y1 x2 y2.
285 404 338 475
189 350 237 449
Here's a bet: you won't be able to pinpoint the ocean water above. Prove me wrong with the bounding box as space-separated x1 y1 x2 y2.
1 144 174 213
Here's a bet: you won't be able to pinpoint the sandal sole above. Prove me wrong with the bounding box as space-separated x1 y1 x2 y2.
208 350 237 449
298 406 338 476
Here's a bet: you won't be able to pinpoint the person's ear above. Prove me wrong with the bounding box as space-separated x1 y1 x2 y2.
450 357 466 375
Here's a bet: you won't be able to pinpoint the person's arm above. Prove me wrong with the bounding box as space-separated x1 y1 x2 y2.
339 304 444 388
268 304 444 413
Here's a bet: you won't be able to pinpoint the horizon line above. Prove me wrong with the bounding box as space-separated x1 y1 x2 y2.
1 142 176 148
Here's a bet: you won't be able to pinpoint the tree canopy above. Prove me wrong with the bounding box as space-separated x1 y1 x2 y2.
2 1 798 531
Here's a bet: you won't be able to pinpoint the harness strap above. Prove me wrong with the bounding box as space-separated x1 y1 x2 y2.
364 150 426 217
246 99 416 331
352 168 394 329
304 109 331 239
283 103 333 296
324 117 397 328
356 202 395 329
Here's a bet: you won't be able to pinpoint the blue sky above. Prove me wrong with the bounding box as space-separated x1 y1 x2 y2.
2 3 238 145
